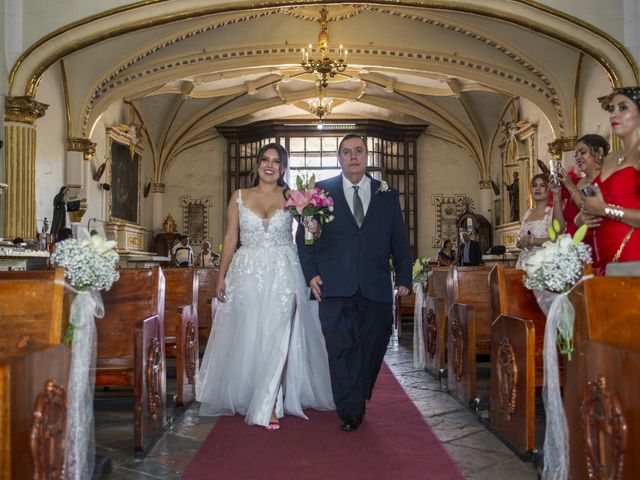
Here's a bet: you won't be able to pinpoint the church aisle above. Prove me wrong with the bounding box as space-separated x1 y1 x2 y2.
96 335 536 479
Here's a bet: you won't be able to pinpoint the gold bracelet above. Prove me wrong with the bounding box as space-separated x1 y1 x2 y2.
604 204 625 220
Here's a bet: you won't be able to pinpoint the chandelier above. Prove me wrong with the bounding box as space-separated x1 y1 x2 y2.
301 6 348 88
308 86 333 120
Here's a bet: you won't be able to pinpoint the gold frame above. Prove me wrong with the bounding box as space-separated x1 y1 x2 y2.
106 127 142 225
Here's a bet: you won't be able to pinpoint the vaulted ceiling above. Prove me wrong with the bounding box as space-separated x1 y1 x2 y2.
9 1 637 181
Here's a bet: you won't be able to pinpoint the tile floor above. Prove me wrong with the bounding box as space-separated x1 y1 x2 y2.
95 331 538 479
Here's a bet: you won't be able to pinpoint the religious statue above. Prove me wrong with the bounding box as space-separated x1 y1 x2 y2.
504 172 520 222
51 186 84 240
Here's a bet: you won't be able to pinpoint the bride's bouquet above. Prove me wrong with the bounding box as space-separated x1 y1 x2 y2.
284 175 334 245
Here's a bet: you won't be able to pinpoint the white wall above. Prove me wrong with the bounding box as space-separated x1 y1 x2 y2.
578 55 616 150
34 66 66 234
416 134 481 261
163 136 226 257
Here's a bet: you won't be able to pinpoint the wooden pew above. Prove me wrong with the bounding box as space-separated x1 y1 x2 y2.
195 267 219 339
0 269 70 480
565 276 640 480
423 266 450 376
446 266 494 405
96 267 167 454
394 291 415 339
163 268 199 407
488 264 546 455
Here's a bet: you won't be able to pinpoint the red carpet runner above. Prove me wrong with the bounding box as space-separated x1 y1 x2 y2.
181 363 463 479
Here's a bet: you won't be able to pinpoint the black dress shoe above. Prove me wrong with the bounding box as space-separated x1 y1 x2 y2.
340 417 360 432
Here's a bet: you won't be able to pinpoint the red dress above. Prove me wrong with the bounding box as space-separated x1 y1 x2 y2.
593 166 640 273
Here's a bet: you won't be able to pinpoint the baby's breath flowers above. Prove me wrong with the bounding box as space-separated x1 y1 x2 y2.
522 222 591 294
522 221 591 358
52 231 120 291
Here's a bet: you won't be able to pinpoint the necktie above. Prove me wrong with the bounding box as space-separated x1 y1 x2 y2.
352 185 364 227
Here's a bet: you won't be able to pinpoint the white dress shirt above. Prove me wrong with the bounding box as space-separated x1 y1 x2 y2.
342 174 371 217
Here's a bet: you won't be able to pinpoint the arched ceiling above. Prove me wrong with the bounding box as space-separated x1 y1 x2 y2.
9 1 638 181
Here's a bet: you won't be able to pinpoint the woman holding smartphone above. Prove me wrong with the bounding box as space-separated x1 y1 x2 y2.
579 87 640 273
550 134 608 252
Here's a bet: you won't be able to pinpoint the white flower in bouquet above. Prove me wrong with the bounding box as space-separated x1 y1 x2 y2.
523 225 591 294
522 220 592 359
412 257 430 284
52 230 120 291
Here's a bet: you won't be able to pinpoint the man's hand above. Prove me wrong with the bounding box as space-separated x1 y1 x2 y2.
396 285 410 296
309 275 323 301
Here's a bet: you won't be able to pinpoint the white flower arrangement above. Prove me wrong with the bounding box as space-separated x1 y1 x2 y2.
412 257 430 284
522 221 591 359
375 180 390 194
522 222 591 293
52 230 120 291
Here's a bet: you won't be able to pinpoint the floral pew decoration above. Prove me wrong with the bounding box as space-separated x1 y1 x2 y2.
521 220 592 480
411 257 430 369
52 231 119 480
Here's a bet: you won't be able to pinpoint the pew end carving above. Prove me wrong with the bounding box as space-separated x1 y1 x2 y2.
96 267 167 454
163 268 199 407
0 270 69 480
445 266 493 405
196 268 218 339
566 276 640 480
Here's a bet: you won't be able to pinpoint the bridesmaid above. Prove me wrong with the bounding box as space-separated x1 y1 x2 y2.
550 134 608 252
515 174 552 268
579 87 640 273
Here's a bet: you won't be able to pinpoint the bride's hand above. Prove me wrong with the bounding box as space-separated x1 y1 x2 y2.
216 280 227 302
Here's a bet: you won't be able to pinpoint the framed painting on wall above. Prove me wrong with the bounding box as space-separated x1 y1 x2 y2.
107 130 141 224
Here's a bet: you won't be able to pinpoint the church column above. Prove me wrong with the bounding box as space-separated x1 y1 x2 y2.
66 137 96 225
478 178 493 222
4 96 48 239
152 182 165 233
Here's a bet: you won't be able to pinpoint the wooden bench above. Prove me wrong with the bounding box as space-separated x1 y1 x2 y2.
163 267 199 407
565 276 640 479
423 266 450 376
394 291 415 339
488 264 546 455
96 267 167 454
195 267 219 339
446 266 494 405
0 269 70 480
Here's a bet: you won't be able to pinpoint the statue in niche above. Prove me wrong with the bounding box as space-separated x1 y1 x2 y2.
504 171 520 222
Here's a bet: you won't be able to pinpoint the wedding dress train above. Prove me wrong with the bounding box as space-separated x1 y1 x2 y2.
196 191 334 427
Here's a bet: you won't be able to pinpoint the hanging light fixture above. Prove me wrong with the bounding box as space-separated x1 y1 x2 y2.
301 6 348 88
308 85 333 120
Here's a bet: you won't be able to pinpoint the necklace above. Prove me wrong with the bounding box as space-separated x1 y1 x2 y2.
618 154 625 166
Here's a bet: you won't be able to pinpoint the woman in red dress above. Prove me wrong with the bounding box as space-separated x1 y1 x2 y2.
579 87 640 273
551 134 608 252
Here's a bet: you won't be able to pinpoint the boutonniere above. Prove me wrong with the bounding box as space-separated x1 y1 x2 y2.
375 180 390 194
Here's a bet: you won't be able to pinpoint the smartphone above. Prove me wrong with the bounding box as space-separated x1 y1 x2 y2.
580 185 598 197
548 160 561 187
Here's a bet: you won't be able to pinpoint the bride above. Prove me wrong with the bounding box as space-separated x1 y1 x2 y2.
196 143 334 430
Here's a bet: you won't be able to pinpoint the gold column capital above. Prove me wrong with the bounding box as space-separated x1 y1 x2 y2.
153 182 165 193
479 179 492 190
4 96 48 125
547 137 577 159
67 137 97 160
597 94 612 111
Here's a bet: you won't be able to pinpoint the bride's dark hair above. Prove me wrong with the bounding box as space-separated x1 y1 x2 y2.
250 143 290 195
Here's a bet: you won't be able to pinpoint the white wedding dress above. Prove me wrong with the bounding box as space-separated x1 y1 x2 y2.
196 191 335 426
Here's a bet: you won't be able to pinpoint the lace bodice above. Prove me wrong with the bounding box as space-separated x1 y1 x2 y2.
237 191 293 248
